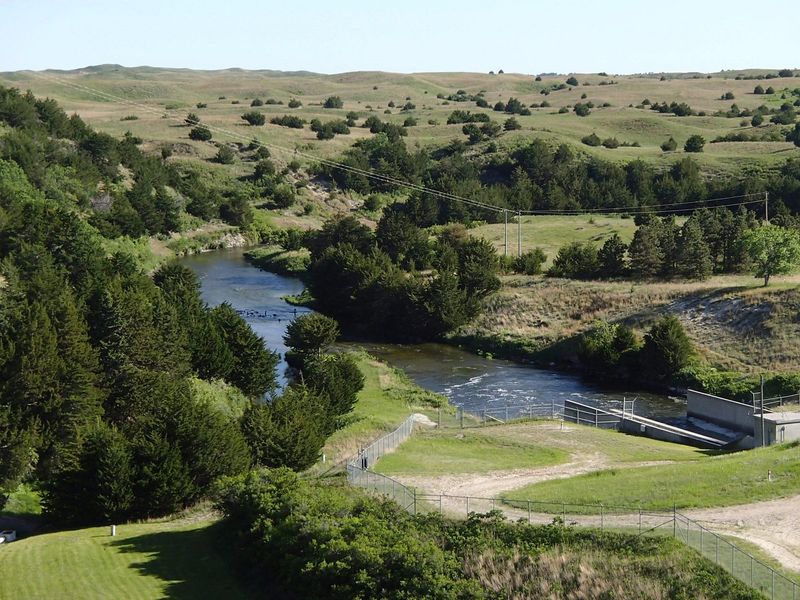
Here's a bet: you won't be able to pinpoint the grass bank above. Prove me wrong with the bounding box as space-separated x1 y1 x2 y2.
504 441 800 511
243 244 310 276
0 514 256 600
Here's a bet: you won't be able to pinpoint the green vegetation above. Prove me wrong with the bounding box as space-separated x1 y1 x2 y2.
214 467 759 600
376 429 569 475
243 244 310 275
506 441 800 511
0 517 256 600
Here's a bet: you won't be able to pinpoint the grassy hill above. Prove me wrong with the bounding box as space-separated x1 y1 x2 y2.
0 514 256 600
2 65 798 176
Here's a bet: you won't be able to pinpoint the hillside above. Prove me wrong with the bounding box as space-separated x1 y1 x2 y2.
2 65 798 176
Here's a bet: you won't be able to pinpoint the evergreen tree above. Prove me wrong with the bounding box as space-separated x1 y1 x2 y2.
677 219 713 279
597 234 628 277
628 224 663 279
640 316 693 380
283 313 340 359
304 353 365 434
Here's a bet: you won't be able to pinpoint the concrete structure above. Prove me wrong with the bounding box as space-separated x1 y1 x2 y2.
753 411 800 447
687 389 755 432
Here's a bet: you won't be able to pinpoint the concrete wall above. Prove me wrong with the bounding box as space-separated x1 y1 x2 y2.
753 417 800 446
687 389 755 433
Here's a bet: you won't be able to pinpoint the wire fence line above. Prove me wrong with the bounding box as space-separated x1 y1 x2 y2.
345 413 799 599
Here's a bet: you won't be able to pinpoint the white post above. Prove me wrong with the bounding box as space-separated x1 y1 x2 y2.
110 525 116 537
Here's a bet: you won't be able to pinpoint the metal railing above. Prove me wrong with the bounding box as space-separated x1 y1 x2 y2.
344 415 800 599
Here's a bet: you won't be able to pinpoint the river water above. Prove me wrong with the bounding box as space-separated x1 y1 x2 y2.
183 248 685 418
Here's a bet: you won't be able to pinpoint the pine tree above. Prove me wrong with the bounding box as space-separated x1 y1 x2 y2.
628 224 663 279
640 316 693 380
597 234 628 277
677 219 713 279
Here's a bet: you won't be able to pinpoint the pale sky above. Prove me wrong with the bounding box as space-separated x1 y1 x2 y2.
1 0 798 74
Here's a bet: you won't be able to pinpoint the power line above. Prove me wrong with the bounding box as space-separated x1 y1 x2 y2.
21 71 770 221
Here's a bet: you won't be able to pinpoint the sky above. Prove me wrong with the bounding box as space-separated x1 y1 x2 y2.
1 0 798 74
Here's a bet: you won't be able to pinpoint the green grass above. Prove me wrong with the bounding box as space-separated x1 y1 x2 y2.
318 352 447 466
244 245 310 275
471 214 641 265
1 484 41 516
190 377 250 420
0 517 256 600
504 441 800 511
375 428 569 475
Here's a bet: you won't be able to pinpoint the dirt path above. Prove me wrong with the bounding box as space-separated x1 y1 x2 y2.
396 459 800 575
686 496 800 573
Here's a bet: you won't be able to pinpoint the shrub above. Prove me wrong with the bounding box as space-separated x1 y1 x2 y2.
215 145 235 164
323 96 343 109
602 137 620 149
188 126 212 141
751 113 764 126
185 112 200 126
513 248 547 274
270 115 305 128
566 76 579 86
766 86 775 94
684 135 705 152
288 98 302 108
547 242 599 279
640 315 693 380
779 69 794 78
581 132 602 146
196 102 207 108
403 117 418 127
401 101 415 111
573 103 591 117
721 91 735 100
241 111 266 126
250 98 264 107
660 136 677 151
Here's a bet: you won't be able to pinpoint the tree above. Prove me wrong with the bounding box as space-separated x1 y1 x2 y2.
640 315 693 381
787 123 800 148
598 234 627 277
323 96 343 109
628 224 663 278
184 112 200 126
684 135 705 153
566 76 579 86
778 69 794 78
504 117 522 131
283 313 340 359
754 85 765 95
743 225 800 286
287 98 302 108
189 126 212 141
547 242 599 279
250 98 264 107
677 219 712 279
241 111 266 126
582 133 601 146
751 113 764 127
304 353 365 434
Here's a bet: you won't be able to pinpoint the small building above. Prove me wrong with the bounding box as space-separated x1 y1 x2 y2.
753 412 800 447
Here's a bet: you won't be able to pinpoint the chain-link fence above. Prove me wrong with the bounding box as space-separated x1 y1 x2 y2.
345 416 799 599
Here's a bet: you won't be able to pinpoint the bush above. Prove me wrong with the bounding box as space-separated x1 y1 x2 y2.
504 117 522 131
751 113 764 127
602 137 620 149
581 132 602 146
684 135 706 152
779 69 794 78
188 126 212 141
660 136 677 152
270 115 305 128
547 242 599 279
214 145 235 164
513 248 547 274
721 91 735 100
323 96 343 109
566 76 579 86
185 112 200 126
241 111 266 126
403 117 417 127
250 98 264 107
287 98 302 108
573 103 591 117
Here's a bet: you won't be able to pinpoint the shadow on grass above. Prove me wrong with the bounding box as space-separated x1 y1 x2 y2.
110 520 256 600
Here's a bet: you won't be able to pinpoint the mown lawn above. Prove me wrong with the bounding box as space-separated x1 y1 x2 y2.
504 441 800 511
375 428 569 475
0 517 256 600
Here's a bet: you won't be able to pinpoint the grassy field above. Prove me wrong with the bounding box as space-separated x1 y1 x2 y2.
316 351 448 467
504 440 800 511
472 214 641 264
0 515 256 600
3 66 797 177
374 420 706 477
376 428 569 475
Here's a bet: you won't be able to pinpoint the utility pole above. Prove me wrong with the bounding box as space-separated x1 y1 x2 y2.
760 374 766 447
765 191 769 224
503 210 508 257
517 210 522 257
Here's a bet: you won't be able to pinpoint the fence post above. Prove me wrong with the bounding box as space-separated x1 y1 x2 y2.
673 505 676 538
528 500 531 524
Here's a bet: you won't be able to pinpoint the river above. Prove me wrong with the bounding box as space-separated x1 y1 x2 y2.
182 248 685 418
